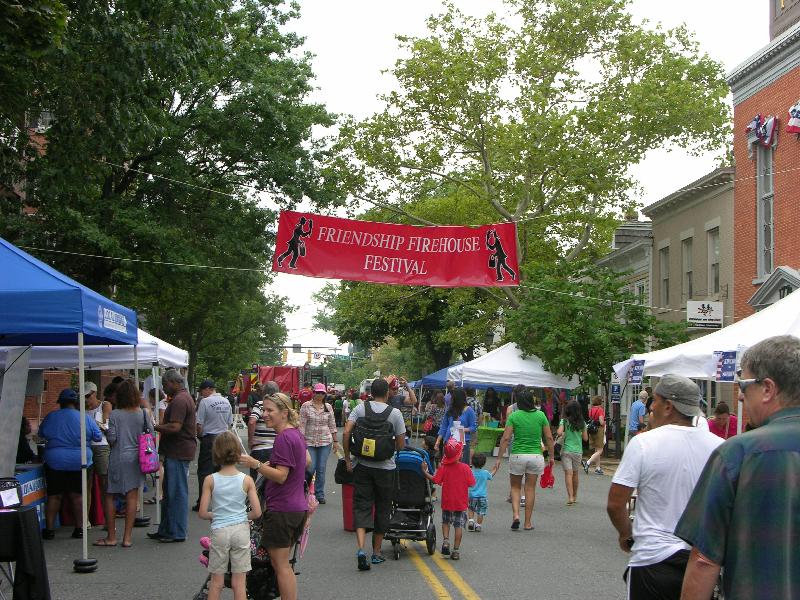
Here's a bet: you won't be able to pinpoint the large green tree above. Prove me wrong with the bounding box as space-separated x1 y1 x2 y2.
1 0 333 385
319 0 729 382
506 261 688 388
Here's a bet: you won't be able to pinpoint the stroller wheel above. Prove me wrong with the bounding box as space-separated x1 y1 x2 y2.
393 542 401 560
425 523 436 556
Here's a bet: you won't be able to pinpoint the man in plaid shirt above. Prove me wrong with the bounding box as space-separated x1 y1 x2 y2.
676 335 800 599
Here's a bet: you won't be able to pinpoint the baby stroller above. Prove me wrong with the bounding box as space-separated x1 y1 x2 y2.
385 447 437 560
192 473 314 600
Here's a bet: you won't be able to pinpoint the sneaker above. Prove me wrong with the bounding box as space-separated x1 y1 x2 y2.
371 553 386 564
595 467 604 475
71 527 83 539
42 529 55 540
357 550 370 571
467 519 475 531
582 459 590 474
474 524 482 532
441 542 450 556
451 549 460 560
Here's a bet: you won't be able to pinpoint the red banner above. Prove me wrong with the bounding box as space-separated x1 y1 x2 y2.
272 211 520 287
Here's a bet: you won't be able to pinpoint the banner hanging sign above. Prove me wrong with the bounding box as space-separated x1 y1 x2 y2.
272 211 520 287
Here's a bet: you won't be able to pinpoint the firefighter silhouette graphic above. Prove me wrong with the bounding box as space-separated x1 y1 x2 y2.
277 216 313 269
486 229 516 282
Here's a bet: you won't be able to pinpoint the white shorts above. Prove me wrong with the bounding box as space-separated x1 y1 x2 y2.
509 453 545 476
208 521 251 574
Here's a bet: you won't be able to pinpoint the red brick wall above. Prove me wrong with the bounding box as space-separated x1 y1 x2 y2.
24 370 130 428
733 64 800 321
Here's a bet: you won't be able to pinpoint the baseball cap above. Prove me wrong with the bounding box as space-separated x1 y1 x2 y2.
58 389 78 405
84 382 98 396
654 374 703 417
313 383 327 393
199 379 216 390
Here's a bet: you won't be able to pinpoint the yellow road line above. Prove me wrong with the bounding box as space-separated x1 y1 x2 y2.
423 543 482 600
406 544 453 599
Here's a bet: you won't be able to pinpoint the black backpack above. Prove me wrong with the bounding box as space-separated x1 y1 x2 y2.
587 419 600 435
350 401 396 461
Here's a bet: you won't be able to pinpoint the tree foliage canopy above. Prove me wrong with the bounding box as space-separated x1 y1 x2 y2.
505 260 688 387
318 0 729 383
1 0 333 385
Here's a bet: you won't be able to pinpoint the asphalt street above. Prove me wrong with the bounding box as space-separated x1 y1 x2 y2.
38 434 629 600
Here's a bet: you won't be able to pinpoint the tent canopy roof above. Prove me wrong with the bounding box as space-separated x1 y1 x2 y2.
0 328 188 370
448 343 579 389
0 238 137 346
613 288 800 379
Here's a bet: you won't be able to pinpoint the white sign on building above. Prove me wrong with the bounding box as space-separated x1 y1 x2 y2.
687 301 724 329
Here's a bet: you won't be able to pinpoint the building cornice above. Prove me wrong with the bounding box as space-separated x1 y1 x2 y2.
596 236 652 267
642 168 734 219
727 20 800 105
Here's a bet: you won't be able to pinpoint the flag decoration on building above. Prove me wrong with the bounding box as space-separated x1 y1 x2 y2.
746 113 778 147
787 100 800 134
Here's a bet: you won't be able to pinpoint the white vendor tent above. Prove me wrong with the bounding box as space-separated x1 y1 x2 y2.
613 288 800 379
448 342 580 389
0 328 188 370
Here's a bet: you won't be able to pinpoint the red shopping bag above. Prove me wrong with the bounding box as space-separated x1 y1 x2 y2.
540 465 555 489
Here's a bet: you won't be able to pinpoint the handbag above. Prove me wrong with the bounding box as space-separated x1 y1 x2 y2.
138 410 160 474
334 458 354 485
422 416 434 433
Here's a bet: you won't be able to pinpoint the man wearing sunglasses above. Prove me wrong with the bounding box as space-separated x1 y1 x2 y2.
607 374 722 600
676 335 800 600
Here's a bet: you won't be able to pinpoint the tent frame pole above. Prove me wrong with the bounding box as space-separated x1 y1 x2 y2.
152 363 161 526
74 332 98 572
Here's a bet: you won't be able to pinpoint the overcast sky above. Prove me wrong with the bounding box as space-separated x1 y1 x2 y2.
273 0 770 365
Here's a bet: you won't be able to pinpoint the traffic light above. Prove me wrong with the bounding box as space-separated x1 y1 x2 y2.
307 350 312 363
281 349 288 364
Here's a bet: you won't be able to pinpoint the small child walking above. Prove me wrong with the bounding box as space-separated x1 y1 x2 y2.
421 438 475 560
199 432 262 600
467 453 498 532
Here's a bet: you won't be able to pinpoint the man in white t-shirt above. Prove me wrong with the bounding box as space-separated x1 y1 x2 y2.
606 374 722 600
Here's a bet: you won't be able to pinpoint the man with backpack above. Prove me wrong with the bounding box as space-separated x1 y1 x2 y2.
343 377 406 571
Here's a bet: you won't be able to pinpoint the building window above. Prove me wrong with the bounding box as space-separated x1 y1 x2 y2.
25 110 54 132
708 228 720 295
779 284 794 299
682 238 693 300
636 281 647 305
659 247 670 307
757 145 774 277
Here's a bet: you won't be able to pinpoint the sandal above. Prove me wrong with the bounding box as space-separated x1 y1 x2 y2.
511 519 520 531
93 539 117 547
450 549 460 560
121 542 132 548
143 497 157 505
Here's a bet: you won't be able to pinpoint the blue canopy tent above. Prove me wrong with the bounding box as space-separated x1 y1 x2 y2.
0 237 137 572
420 362 512 392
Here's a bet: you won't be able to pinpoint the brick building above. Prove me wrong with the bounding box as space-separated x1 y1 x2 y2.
728 10 800 317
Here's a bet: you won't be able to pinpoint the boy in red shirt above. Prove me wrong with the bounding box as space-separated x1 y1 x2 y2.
422 438 475 560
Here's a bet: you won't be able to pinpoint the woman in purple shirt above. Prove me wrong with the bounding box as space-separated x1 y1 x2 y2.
241 393 309 600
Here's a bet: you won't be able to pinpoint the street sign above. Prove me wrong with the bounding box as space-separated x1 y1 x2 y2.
687 301 724 329
611 383 621 404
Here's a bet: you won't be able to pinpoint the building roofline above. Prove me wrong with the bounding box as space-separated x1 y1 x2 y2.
642 167 734 218
727 19 800 85
596 236 652 266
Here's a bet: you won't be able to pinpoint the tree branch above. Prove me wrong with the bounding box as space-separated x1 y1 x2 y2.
564 205 596 262
353 194 437 226
501 286 521 308
397 162 484 200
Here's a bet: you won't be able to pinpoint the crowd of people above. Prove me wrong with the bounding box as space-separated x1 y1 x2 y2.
20 335 800 599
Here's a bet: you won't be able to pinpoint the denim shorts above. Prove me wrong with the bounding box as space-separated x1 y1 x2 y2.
441 510 468 528
468 496 488 516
